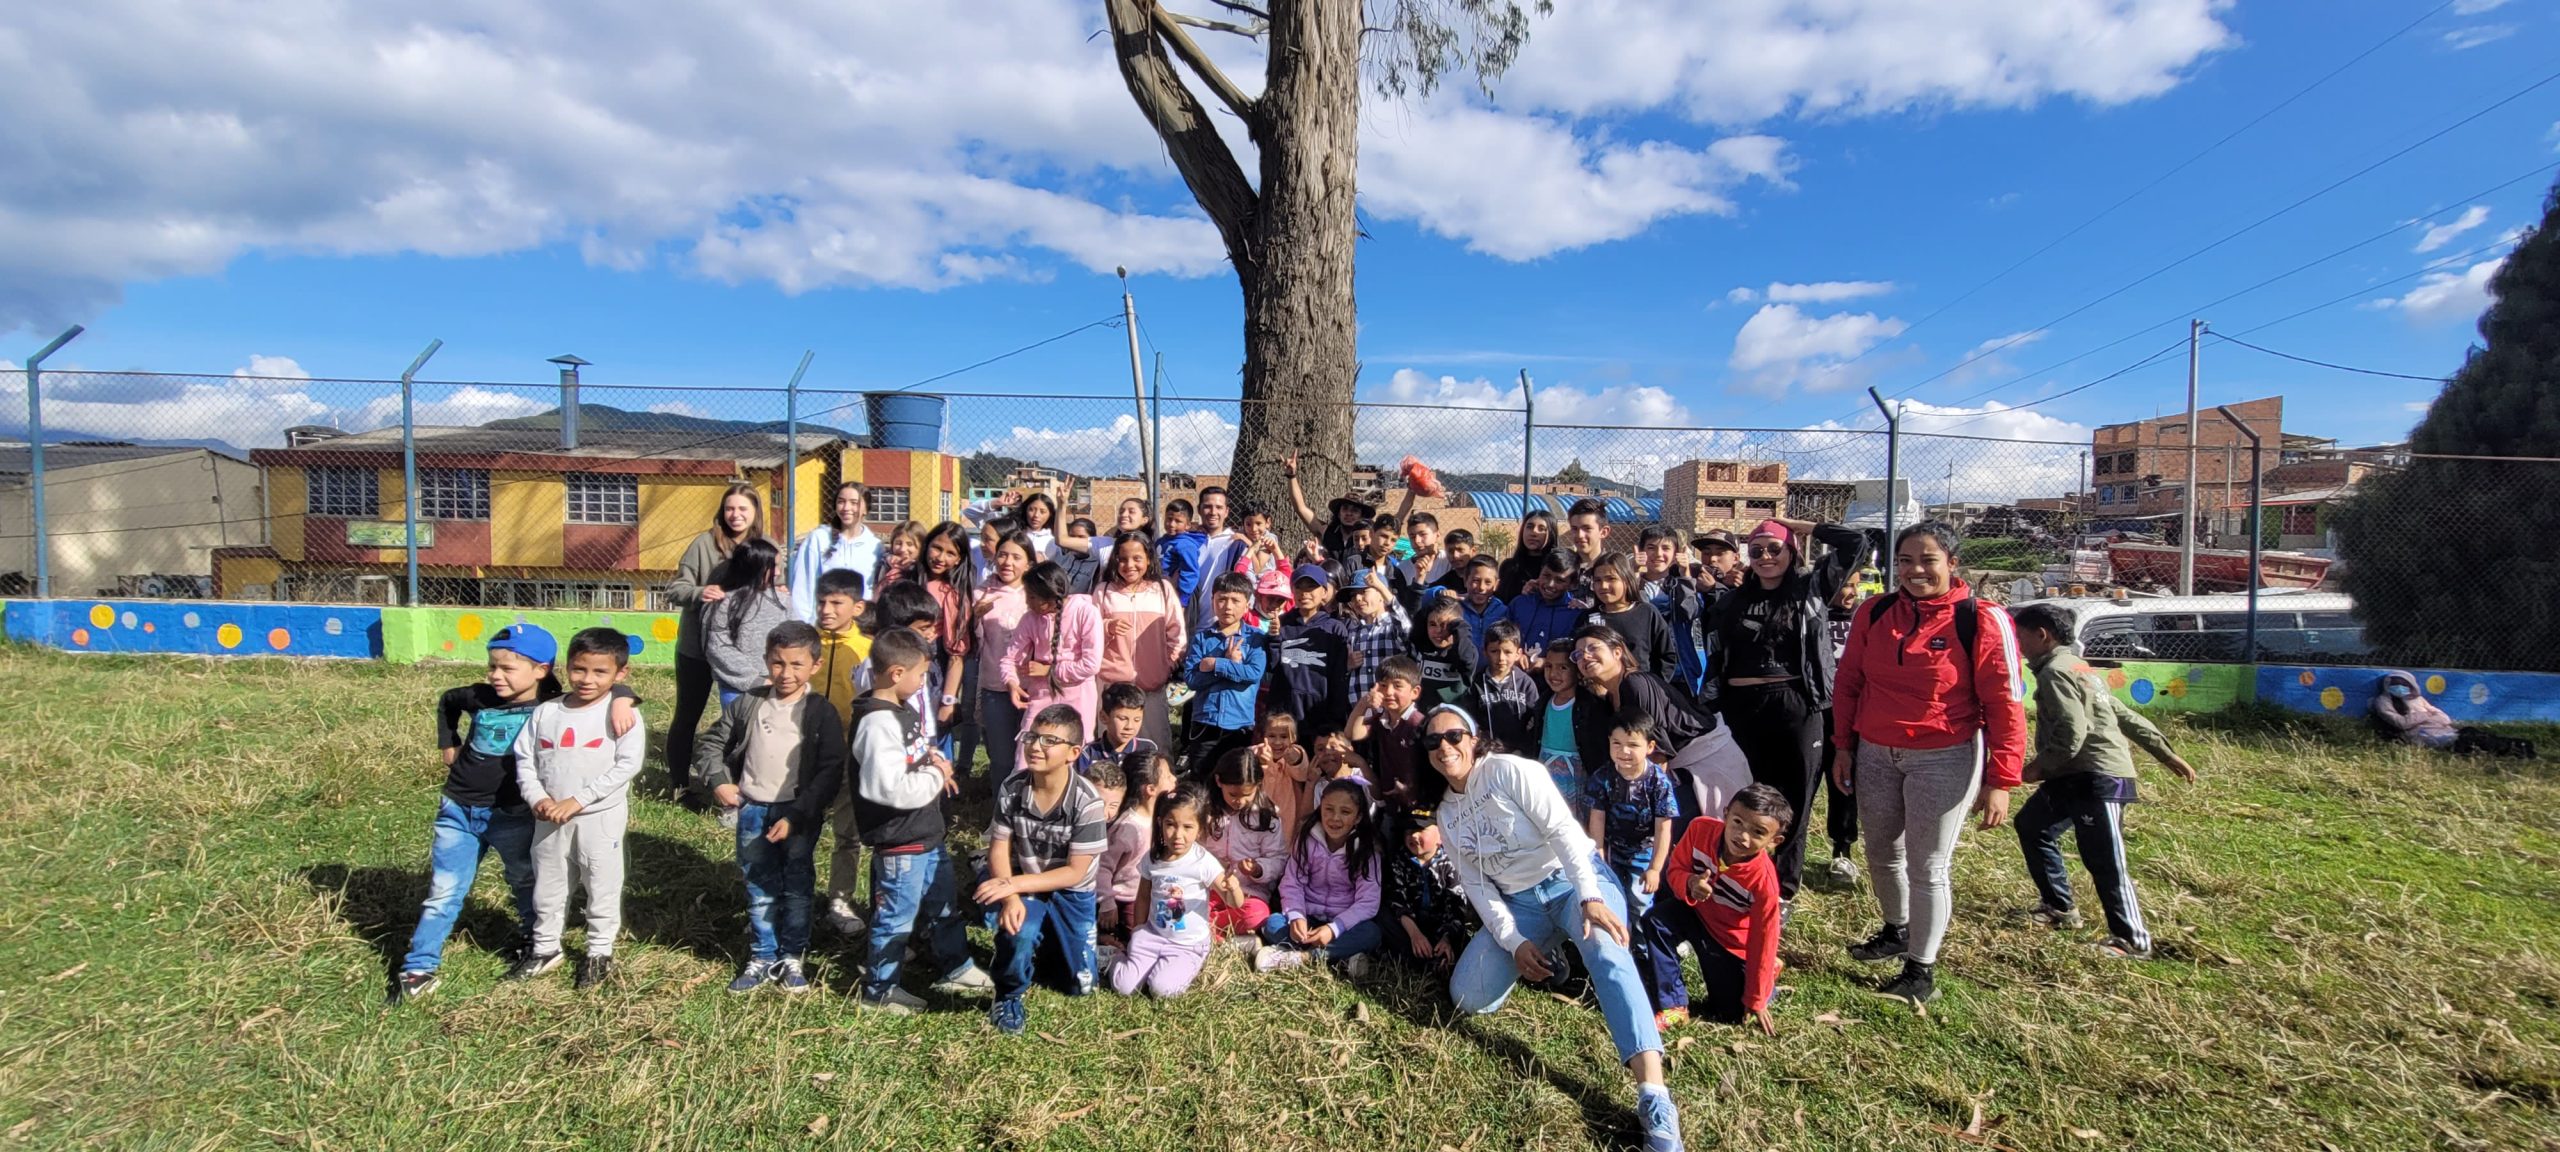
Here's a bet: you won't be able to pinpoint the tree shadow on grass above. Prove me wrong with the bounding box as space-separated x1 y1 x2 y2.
301 829 746 979
1356 965 1648 1152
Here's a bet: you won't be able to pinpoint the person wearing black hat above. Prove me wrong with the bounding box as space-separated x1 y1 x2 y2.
1284 454 1376 561
1381 805 1481 976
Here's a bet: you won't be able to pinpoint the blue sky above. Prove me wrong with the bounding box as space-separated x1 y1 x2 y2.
3 0 2553 481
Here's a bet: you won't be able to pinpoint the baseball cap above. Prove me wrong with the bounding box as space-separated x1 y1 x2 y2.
1291 562 1332 588
486 623 558 666
1255 569 1294 601
1691 530 1740 553
1747 519 1793 547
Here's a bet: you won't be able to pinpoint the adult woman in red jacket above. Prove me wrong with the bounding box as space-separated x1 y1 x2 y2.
1829 522 2025 1006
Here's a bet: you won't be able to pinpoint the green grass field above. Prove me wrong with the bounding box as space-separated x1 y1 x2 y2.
1 645 2556 1151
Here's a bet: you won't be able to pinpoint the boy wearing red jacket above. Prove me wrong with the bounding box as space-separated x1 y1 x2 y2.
1643 784 1794 1035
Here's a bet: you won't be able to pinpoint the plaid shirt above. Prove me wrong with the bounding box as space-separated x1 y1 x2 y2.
1341 610 1409 700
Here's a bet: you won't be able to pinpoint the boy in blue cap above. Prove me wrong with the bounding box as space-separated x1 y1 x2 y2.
392 624 636 1003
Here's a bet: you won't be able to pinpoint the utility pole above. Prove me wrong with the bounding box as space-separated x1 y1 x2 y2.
2180 318 2204 595
1118 268 1155 511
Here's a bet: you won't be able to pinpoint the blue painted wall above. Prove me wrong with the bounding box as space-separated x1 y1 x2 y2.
2258 664 2560 726
5 600 384 659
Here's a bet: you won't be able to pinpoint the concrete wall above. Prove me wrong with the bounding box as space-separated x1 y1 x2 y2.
2258 664 2560 726
1 451 264 596
5 598 383 658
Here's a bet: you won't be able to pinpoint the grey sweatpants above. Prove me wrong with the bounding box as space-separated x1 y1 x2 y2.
531 804 628 957
1855 738 1982 965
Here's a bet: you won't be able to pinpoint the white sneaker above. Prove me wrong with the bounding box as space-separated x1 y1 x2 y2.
1825 856 1861 890
1219 935 1261 960
859 986 929 1015
1255 947 1307 973
1097 943 1126 978
1344 954 1374 979
825 898 867 937
930 963 995 995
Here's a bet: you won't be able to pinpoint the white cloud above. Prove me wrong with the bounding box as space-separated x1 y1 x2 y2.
2403 401 2432 413
1726 287 1760 305
1501 0 2234 124
2413 206 2491 253
353 386 549 430
0 0 2236 330
2453 0 2512 13
1362 107 1792 259
234 355 310 380
2443 24 2517 50
1730 304 1909 395
1765 280 1895 303
2375 254 2506 324
1945 329 2048 384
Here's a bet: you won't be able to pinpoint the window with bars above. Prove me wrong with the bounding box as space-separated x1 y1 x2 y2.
566 473 639 524
868 487 910 523
417 468 489 520
486 580 636 610
309 467 379 518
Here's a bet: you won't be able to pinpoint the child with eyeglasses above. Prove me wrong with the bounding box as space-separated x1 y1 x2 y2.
976 705 1108 1036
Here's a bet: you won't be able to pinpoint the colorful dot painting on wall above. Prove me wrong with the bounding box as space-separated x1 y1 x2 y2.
2257 664 2560 726
379 608 679 667
2021 662 2248 715
3 600 384 659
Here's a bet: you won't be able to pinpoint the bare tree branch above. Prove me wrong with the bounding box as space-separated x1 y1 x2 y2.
1154 5 1262 124
1205 0 1269 18
1103 0 1258 267
1165 10 1263 37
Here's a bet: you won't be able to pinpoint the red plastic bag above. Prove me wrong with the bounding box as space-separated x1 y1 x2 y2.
1398 456 1444 498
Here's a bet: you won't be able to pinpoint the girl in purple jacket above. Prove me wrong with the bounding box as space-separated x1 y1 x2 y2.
1256 779 1383 973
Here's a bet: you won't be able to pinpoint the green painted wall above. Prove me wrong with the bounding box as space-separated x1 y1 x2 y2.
381 607 683 666
2023 661 2253 714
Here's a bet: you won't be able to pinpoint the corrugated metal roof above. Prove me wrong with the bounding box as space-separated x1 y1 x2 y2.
1461 491 1536 520
1637 498 1663 520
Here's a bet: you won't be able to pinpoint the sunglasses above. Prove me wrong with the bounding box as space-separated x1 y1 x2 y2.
1747 543 1787 558
1421 729 1471 749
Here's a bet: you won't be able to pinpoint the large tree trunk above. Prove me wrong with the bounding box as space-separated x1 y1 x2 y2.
1102 0 1363 531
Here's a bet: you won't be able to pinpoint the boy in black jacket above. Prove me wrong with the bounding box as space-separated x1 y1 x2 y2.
847 628 995 1012
698 622 846 995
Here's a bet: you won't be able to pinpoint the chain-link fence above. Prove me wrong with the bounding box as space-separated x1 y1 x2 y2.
4 367 2550 670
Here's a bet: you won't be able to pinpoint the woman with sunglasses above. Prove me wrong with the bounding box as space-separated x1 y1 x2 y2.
1416 705 1686 1152
1709 517 1871 902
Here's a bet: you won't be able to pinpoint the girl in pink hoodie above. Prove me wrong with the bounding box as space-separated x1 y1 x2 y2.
1001 561 1105 752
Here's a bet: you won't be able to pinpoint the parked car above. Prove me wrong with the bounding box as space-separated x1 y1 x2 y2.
2012 591 2369 665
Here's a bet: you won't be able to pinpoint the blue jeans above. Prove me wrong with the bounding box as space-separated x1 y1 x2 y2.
864 845 974 998
1258 914 1384 960
401 798 536 973
992 888 1098 1001
1450 856 1663 1064
735 801 817 961
1606 857 1671 1005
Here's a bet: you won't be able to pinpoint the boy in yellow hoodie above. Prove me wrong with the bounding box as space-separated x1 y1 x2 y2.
812 568 873 934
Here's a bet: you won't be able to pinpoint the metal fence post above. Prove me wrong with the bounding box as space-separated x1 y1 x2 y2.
398 339 442 606
1868 387 1900 545
784 351 812 558
1149 352 1164 511
2214 405 2264 659
1519 371 1535 504
23 325 84 599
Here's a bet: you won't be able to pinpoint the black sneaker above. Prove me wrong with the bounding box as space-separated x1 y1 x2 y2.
506 951 563 981
574 955 615 991
1876 959 1937 1005
389 970 439 1005
498 933 533 966
1846 924 1908 963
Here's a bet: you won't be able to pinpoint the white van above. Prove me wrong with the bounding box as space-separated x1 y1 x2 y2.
2011 591 2368 665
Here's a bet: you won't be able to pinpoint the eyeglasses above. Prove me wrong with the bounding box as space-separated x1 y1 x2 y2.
1421 729 1471 749
1017 733 1077 752
1747 543 1787 558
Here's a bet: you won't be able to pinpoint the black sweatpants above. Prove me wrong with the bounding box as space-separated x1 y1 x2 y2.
1721 680 1822 899
1819 707 1858 857
667 652 716 794
2015 773 2150 952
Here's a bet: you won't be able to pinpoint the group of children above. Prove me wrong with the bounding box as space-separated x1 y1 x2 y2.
393 482 2197 1053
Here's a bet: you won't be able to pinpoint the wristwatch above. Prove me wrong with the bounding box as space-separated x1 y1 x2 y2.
939 693 959 706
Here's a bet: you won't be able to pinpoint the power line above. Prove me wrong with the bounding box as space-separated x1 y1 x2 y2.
2224 231 2524 336
2207 332 2448 381
1931 338 2193 434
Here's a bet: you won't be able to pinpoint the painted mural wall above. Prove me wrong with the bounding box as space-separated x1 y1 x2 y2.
3 599 384 659
381 607 680 667
2258 664 2560 726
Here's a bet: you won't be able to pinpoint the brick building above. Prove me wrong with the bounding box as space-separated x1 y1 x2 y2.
1662 460 1789 537
2089 396 2282 522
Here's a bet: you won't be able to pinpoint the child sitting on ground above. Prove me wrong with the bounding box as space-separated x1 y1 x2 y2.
848 628 991 1013
1111 785 1241 1000
1206 749 1288 946
1101 750 1177 942
2009 603 2199 961
392 625 636 1004
1646 784 1793 1034
509 628 646 990
976 704 1109 1035
1257 778 1384 974
1381 806 1478 976
1089 756 1137 941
